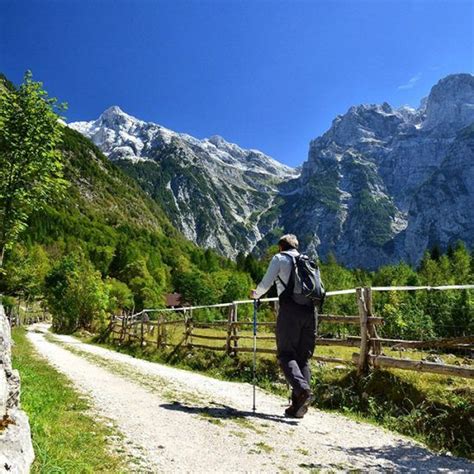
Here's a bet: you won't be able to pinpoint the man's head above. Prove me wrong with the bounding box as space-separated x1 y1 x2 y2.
278 234 299 251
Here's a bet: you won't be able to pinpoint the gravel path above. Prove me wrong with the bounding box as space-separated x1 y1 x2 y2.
27 325 473 473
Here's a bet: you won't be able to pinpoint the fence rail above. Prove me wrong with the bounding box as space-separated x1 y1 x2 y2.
109 285 474 379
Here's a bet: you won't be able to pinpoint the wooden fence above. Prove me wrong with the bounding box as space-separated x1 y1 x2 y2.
6 303 49 327
108 285 474 379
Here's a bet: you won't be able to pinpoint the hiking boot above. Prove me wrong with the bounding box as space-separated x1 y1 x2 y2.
293 389 312 418
284 404 301 418
284 389 312 418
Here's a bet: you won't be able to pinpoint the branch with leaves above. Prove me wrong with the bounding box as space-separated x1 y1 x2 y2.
0 71 68 266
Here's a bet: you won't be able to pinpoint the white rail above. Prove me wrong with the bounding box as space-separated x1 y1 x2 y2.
118 284 474 321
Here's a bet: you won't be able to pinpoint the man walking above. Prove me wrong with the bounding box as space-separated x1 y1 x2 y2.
251 234 317 418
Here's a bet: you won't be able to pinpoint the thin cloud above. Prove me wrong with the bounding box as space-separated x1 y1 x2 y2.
398 73 422 90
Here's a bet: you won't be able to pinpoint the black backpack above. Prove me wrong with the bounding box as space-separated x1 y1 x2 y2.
279 253 326 311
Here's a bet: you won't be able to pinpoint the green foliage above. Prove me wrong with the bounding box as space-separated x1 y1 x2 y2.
221 272 253 303
45 252 109 333
173 269 218 306
0 71 67 264
1 243 50 299
106 278 134 314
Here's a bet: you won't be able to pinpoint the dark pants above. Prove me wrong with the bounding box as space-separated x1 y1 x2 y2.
276 298 317 397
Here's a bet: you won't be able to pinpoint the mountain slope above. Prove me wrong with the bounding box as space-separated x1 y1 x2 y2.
398 123 474 264
70 108 298 257
18 125 241 308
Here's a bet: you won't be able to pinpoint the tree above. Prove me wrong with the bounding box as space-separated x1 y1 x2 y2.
106 278 134 315
45 252 109 333
173 269 217 305
221 272 252 303
0 71 66 266
3 243 50 299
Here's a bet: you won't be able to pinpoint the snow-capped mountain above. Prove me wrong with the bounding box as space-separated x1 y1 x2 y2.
70 108 298 257
71 73 474 268
70 106 295 178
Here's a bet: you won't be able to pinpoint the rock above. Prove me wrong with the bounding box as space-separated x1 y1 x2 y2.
0 409 35 474
422 354 443 364
0 306 34 472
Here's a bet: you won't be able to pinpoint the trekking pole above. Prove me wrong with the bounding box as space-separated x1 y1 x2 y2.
252 299 258 412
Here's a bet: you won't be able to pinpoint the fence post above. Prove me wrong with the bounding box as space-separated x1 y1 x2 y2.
183 308 193 349
356 287 370 375
232 303 238 356
226 305 233 355
157 313 163 349
119 316 124 343
365 287 382 356
140 314 145 347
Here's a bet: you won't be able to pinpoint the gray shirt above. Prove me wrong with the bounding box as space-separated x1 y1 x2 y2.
254 249 299 299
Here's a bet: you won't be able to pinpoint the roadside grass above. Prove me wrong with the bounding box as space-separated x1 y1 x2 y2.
90 329 474 459
11 328 127 473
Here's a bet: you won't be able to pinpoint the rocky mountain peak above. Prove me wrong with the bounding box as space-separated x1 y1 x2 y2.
97 105 142 129
208 135 226 146
423 73 474 132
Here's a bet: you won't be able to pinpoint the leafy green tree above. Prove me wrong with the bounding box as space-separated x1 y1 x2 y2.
0 71 67 266
450 242 472 284
123 258 163 310
173 269 217 305
221 272 252 303
45 252 109 333
3 243 50 300
106 278 134 315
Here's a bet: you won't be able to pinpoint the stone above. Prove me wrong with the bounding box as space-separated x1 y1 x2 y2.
0 306 34 472
0 409 35 474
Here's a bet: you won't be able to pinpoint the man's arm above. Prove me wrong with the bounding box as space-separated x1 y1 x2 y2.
252 255 280 299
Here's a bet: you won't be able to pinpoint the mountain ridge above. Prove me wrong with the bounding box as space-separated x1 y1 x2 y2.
70 73 474 268
70 109 298 257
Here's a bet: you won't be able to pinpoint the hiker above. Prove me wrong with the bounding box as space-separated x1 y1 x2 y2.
250 234 317 418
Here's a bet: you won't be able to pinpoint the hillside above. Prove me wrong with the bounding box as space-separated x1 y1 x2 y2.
24 125 194 280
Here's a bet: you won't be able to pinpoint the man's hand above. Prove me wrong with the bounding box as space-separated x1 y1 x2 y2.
250 289 258 299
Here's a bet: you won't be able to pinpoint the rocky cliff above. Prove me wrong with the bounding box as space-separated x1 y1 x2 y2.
265 73 474 267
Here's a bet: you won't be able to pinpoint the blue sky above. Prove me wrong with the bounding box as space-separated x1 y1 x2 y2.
1 0 473 167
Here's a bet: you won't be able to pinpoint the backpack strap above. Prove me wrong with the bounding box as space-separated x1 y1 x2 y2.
277 252 297 291
277 275 287 289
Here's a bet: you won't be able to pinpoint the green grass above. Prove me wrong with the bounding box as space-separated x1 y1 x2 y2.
11 328 127 473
